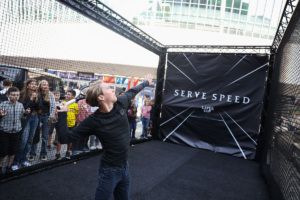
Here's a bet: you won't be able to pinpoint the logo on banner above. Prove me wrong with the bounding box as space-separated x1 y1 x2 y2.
201 106 214 113
161 53 269 159
173 89 250 104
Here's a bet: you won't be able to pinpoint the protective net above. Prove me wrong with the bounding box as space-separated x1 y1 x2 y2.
0 0 155 179
262 3 300 199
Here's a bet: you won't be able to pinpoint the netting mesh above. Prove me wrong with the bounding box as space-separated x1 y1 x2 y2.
0 0 154 179
263 4 300 200
0 0 102 175
1 1 300 199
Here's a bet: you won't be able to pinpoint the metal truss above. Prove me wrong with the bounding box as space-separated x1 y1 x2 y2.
271 0 299 51
166 45 271 55
57 0 164 55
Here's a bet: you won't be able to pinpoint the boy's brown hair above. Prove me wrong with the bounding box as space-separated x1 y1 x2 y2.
86 84 103 107
67 90 76 98
7 86 20 95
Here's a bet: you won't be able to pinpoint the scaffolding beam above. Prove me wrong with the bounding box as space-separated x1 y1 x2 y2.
166 45 271 54
271 0 299 51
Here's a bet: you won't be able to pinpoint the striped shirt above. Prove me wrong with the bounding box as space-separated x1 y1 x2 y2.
0 101 25 133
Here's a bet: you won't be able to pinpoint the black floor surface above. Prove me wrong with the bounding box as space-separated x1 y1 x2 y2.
0 141 269 200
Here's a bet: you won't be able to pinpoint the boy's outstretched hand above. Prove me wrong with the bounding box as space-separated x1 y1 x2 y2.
145 74 153 86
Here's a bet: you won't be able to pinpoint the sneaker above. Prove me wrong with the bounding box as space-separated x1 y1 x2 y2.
28 155 34 161
22 161 31 167
55 153 61 160
11 165 19 171
65 151 71 159
40 155 47 161
90 146 97 150
96 144 103 150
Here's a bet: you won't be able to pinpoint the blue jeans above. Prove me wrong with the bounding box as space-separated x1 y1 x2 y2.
95 162 130 200
141 117 150 138
31 114 49 156
16 114 39 163
129 120 136 139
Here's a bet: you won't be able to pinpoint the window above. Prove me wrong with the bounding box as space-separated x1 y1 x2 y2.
242 2 249 10
226 0 249 14
226 0 242 9
233 0 241 9
226 0 233 8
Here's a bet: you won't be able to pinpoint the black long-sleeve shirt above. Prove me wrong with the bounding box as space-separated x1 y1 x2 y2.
57 81 149 167
21 97 40 113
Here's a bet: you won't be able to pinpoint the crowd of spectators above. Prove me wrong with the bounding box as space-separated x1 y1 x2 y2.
0 78 154 176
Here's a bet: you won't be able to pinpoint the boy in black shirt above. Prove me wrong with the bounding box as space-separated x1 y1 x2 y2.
57 74 153 200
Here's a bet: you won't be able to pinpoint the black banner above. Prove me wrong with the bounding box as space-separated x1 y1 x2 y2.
160 53 269 159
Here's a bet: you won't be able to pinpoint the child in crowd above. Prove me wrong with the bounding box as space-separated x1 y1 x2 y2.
47 91 62 160
65 90 78 158
141 99 152 139
128 99 137 139
0 87 30 174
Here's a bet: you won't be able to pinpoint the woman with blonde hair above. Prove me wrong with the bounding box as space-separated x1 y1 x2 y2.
30 80 55 161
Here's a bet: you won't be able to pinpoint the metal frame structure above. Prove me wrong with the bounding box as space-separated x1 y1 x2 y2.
271 0 299 51
166 45 271 54
0 0 299 186
57 0 279 55
57 0 165 55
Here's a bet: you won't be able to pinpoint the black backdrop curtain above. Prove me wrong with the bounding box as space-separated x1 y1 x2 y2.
159 53 269 159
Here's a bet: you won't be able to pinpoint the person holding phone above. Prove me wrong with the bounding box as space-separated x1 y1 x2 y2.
0 87 30 175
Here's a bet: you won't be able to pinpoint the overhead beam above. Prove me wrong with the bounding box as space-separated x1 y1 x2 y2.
271 0 299 51
166 45 271 54
57 0 165 55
